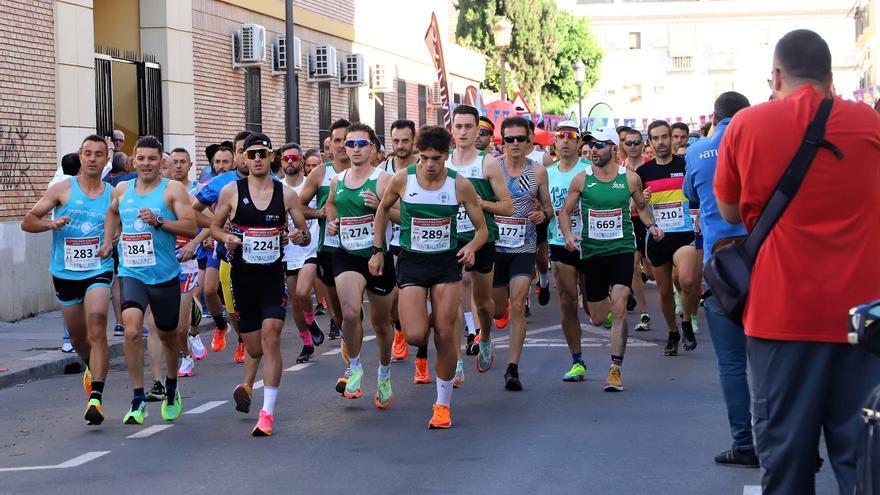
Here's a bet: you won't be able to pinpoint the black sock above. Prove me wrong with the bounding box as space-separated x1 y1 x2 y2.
506 363 518 375
89 381 104 401
212 314 228 330
165 378 178 402
393 320 401 331
416 345 428 359
83 357 90 369
611 355 624 366
132 388 146 408
681 320 693 335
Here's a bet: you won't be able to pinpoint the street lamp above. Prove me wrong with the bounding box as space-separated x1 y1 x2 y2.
573 60 585 131
493 17 512 101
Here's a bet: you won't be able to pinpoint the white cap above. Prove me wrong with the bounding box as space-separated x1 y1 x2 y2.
555 120 580 131
588 127 619 146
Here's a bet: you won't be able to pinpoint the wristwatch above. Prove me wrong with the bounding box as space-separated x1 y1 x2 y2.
156 216 165 229
371 245 384 255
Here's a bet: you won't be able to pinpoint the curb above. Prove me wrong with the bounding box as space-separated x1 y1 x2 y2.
0 320 215 391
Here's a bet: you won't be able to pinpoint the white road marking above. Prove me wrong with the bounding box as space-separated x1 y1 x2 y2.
125 424 174 439
285 362 313 372
0 451 111 472
184 400 227 415
322 348 343 356
364 335 376 342
743 486 762 495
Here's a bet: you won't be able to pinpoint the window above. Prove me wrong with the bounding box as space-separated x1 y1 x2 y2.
397 79 407 120
318 81 331 145
374 93 385 146
628 32 641 50
245 68 262 132
349 87 360 122
418 84 427 127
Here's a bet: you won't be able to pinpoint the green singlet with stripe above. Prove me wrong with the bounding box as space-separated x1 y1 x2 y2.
317 162 340 252
333 168 382 258
579 165 636 259
399 165 459 254
445 150 498 243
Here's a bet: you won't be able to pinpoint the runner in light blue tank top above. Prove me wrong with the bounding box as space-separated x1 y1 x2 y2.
50 176 114 280
118 178 181 284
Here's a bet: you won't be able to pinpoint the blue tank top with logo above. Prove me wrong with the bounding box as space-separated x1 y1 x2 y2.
49 177 114 280
117 178 181 284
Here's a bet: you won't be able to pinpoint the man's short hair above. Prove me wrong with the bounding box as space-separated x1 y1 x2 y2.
111 152 128 173
62 152 81 176
774 29 832 82
390 119 416 136
624 129 642 140
346 122 376 140
135 135 163 154
500 116 532 138
170 148 191 161
415 125 452 153
451 104 479 124
647 120 671 137
81 134 109 153
713 91 751 121
616 126 633 136
213 145 233 161
233 131 253 147
305 149 322 160
671 122 690 134
280 142 304 155
330 118 352 134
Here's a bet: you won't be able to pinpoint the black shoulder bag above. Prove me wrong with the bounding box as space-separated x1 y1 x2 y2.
703 98 843 325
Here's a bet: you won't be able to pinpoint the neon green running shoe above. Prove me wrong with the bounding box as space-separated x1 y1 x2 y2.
123 401 148 425
691 314 700 334
344 367 363 399
562 362 586 382
84 398 104 425
161 388 182 421
603 312 613 329
374 375 393 409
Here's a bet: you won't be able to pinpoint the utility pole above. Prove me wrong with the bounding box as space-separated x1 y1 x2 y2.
285 0 299 143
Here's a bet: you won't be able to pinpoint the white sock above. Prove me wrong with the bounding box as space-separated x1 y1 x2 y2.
436 378 453 407
540 272 549 288
378 364 390 380
464 312 476 334
350 355 362 370
262 386 278 415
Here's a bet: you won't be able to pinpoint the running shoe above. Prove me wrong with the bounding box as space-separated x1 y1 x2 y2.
681 322 698 351
61 342 74 353
296 345 314 364
233 383 252 413
252 410 274 437
234 342 246 363
114 324 124 337
674 289 683 316
635 313 651 331
714 444 760 468
627 293 637 312
191 298 203 326
161 388 182 421
82 367 92 396
537 282 550 306
691 314 700 334
428 404 451 429
494 302 510 330
504 369 523 391
465 332 479 356
309 320 325 347
189 334 207 360
84 398 104 425
392 329 409 361
453 359 464 388
146 380 166 402
604 365 623 392
314 302 326 316
374 375 393 409
562 362 586 382
413 357 431 384
123 401 147 425
664 332 681 357
335 368 351 394
178 356 195 377
344 367 363 399
603 312 613 329
476 340 493 373
211 328 227 352
328 320 341 340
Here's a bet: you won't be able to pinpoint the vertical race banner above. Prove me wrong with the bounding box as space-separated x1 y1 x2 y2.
425 13 452 131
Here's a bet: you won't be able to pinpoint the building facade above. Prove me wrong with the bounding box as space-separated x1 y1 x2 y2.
0 0 484 321
853 0 878 98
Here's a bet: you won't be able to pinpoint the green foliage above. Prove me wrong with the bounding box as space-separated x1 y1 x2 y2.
541 12 603 114
503 0 559 104
454 0 501 92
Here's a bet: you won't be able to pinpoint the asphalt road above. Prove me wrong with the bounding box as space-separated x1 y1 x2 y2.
0 284 837 495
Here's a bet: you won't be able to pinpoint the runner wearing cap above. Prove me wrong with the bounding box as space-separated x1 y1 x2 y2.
475 116 499 157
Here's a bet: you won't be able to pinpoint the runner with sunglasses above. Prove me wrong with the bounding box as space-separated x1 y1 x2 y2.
475 116 499 157
620 129 652 331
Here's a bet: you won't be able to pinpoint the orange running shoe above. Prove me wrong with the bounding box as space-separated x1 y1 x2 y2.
428 404 451 429
82 367 92 396
392 330 409 361
413 357 431 384
233 383 252 413
494 302 511 329
234 342 246 363
252 410 274 437
211 328 227 352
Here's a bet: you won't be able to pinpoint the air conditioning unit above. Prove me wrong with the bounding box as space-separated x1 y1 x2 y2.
232 23 266 68
428 82 443 106
307 45 338 81
369 63 393 93
339 54 366 88
272 36 301 75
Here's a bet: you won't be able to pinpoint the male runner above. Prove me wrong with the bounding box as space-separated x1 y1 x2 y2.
475 116 498 156
493 116 552 391
638 121 699 356
670 122 690 156
211 133 310 436
325 123 396 407
21 134 114 425
370 125 487 428
525 120 554 309
620 128 652 331
560 128 663 391
100 135 197 424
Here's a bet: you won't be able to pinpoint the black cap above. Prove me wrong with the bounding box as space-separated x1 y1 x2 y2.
205 140 233 163
243 133 272 151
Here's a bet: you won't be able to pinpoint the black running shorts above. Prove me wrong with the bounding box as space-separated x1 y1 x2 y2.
580 252 634 303
120 276 181 331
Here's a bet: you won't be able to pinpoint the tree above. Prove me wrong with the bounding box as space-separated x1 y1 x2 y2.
541 12 603 115
455 0 501 92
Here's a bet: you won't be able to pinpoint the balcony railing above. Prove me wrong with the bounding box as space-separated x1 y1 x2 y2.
668 56 694 72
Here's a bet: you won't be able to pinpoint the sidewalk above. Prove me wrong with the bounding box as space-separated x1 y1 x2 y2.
0 311 212 390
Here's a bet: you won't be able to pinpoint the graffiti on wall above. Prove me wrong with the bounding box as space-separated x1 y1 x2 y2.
0 114 32 191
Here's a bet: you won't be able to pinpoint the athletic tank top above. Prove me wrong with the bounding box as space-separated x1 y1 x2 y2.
445 150 498 243
635 155 693 234
579 165 635 259
118 178 181 284
495 157 539 254
283 177 319 270
50 177 114 280
176 180 202 274
547 158 589 247
334 167 384 258
385 157 419 247
316 162 341 252
399 165 459 254
527 148 546 165
229 178 286 266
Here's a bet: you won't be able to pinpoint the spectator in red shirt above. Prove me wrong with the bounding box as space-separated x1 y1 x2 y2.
715 29 880 495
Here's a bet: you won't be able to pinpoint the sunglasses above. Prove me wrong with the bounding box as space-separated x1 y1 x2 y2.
345 139 372 149
623 140 643 146
555 131 579 140
111 138 124 143
244 149 270 159
589 141 613 150
478 129 493 137
283 153 302 162
503 135 529 144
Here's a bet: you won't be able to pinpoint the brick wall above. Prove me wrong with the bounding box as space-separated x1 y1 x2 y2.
0 0 56 221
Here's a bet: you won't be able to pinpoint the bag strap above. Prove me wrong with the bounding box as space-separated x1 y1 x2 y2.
742 98 843 262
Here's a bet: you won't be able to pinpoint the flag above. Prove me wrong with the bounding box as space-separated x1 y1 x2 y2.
424 13 451 131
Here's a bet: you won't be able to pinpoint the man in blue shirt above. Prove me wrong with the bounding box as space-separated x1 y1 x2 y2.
683 91 757 468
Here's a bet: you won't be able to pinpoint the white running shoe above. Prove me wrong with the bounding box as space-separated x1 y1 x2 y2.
61 342 74 353
178 356 195 377
189 334 207 360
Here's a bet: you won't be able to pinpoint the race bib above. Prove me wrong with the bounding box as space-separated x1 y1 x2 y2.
121 233 156 267
555 209 583 240
242 228 281 264
322 222 340 248
495 216 526 248
64 237 100 271
689 208 699 232
456 205 475 233
411 218 451 252
340 214 374 251
588 208 623 240
653 202 685 230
